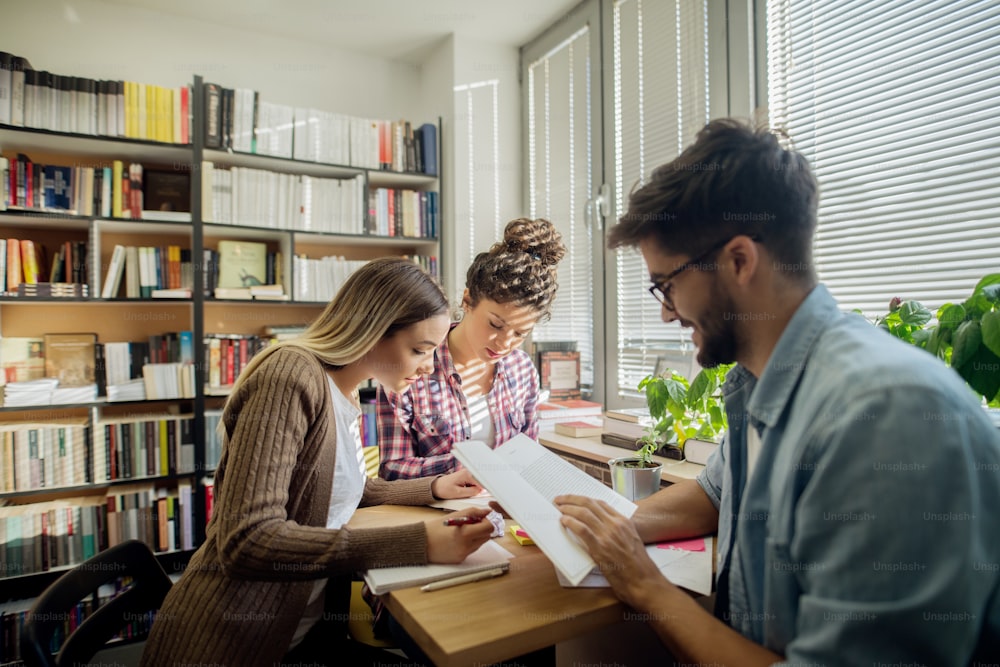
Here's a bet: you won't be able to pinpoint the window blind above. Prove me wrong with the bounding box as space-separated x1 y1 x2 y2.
767 0 1000 315
613 0 710 398
526 26 597 390
451 80 502 301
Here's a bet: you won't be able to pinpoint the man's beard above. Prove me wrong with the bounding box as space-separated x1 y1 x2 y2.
694 279 740 368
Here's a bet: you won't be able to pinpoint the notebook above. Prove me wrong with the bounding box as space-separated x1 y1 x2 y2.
362 539 514 595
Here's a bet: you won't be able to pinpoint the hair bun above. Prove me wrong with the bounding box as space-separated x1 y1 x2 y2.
498 218 566 267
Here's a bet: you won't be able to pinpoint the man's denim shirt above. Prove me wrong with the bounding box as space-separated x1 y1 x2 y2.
696 285 1000 665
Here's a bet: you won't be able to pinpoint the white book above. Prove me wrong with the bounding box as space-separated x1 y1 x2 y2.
0 66 11 125
453 434 637 587
101 244 126 298
363 539 514 596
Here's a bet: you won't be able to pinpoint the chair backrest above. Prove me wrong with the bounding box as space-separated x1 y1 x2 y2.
20 539 173 667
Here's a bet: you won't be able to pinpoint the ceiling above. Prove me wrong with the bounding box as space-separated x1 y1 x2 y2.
99 0 582 62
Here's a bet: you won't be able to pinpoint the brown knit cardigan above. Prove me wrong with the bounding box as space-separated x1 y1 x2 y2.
140 347 436 666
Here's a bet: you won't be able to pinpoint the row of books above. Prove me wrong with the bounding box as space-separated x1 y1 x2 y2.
0 51 192 143
0 483 195 577
92 415 196 483
1 581 159 664
1 237 88 296
0 418 90 491
0 156 185 221
368 188 440 239
101 244 192 299
0 414 195 494
205 335 271 389
200 162 367 234
202 82 437 174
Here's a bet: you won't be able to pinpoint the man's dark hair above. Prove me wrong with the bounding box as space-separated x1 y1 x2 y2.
608 118 819 283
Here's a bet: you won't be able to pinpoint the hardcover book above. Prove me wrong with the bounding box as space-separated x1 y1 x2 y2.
43 333 97 387
216 240 267 288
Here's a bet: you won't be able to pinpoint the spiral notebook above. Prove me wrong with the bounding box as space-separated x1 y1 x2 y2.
362 539 514 595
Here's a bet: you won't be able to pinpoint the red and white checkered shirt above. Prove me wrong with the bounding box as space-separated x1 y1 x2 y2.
377 329 540 480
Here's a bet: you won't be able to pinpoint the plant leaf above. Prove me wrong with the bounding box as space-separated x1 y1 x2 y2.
645 380 669 419
983 284 1000 303
688 369 711 404
936 303 966 330
972 273 1000 295
982 311 1000 358
897 300 931 327
952 320 982 369
955 345 1000 403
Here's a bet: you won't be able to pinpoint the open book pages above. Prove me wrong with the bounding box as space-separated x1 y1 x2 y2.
453 434 637 587
362 539 514 595
554 537 714 596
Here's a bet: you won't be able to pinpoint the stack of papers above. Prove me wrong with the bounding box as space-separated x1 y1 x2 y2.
556 537 714 596
106 379 146 402
51 384 98 404
3 378 59 406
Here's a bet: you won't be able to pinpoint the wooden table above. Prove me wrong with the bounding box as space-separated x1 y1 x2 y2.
349 505 628 667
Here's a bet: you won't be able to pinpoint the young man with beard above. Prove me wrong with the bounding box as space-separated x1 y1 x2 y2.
555 119 1000 665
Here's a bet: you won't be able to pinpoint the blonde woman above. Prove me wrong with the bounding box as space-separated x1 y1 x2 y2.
141 258 491 667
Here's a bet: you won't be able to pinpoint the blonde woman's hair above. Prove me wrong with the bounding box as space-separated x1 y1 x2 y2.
227 257 448 400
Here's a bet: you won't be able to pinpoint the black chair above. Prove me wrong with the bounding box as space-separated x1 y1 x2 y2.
20 539 173 667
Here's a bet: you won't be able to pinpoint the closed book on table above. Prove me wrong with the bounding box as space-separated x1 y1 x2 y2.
363 539 513 595
537 398 603 421
553 418 604 438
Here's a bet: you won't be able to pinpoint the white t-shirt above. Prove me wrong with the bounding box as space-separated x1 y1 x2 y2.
289 375 366 649
466 393 497 449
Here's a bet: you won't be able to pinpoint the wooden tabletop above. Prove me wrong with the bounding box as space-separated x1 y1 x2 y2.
349 504 626 667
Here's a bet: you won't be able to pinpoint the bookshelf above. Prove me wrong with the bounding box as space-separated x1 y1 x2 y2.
0 68 443 647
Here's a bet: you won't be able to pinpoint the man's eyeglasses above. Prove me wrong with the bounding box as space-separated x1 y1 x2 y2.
648 235 761 311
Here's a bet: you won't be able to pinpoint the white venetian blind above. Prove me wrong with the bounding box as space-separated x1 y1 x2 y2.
527 26 596 390
452 80 502 300
767 0 1000 315
614 0 710 397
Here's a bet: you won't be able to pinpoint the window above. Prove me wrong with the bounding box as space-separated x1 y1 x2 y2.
767 0 1000 314
523 4 603 394
610 0 716 399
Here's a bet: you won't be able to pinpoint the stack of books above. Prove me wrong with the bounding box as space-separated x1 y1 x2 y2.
537 399 603 424
17 282 89 298
602 407 683 460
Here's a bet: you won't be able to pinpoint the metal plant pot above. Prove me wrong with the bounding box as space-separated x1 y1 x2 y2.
608 457 663 501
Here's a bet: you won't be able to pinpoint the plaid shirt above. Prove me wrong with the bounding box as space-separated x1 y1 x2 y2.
377 328 540 480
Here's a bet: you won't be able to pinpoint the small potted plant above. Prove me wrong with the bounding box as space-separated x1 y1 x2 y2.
609 363 732 499
638 364 732 464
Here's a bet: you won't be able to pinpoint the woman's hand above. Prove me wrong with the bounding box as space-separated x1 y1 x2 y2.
431 469 484 499
425 508 494 563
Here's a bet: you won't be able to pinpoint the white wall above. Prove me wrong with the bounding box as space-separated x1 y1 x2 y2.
0 0 430 122
445 36 523 302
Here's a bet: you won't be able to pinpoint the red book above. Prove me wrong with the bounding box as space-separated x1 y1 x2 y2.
226 339 235 385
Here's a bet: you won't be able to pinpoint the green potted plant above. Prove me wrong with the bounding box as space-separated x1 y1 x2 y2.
608 363 733 500
869 273 1000 408
637 363 732 464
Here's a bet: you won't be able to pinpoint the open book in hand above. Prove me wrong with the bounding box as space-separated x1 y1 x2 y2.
454 434 638 586
362 539 514 595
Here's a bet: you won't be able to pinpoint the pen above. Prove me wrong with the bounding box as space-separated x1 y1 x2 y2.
420 567 507 592
443 515 485 526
